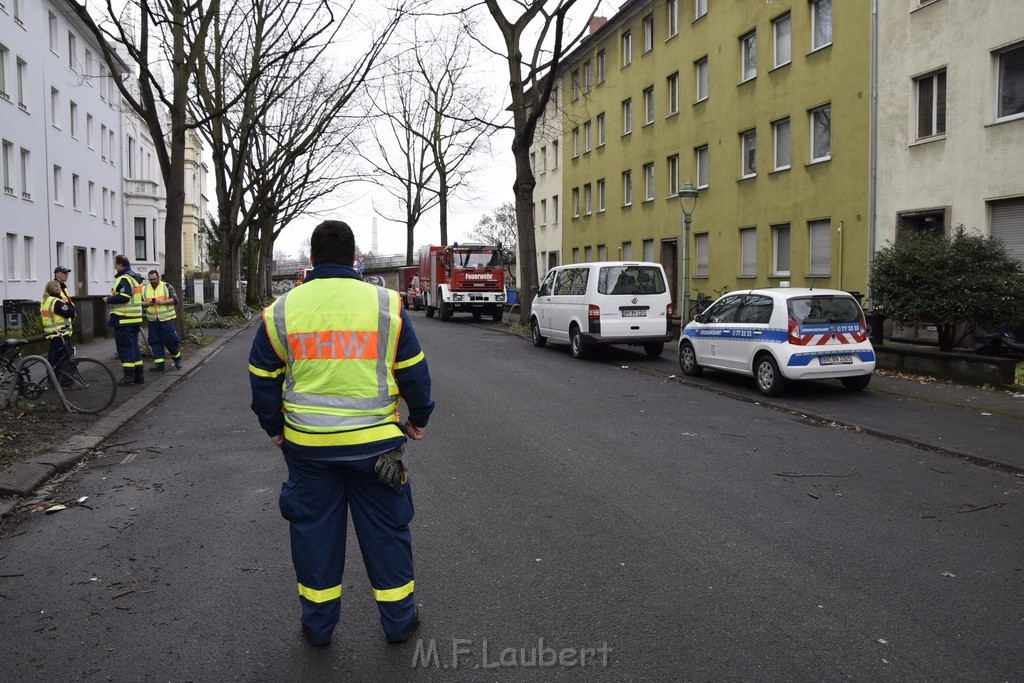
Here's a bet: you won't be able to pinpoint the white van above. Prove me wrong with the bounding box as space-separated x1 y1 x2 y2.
530 261 674 358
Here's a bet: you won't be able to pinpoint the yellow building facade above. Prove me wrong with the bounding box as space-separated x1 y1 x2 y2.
560 0 871 311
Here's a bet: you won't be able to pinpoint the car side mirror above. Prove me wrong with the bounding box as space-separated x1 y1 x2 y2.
694 313 707 324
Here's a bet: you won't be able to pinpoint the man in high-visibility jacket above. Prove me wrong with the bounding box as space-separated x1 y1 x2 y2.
249 220 434 648
142 270 183 372
105 254 146 386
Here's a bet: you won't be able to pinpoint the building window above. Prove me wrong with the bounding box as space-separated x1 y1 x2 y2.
622 241 633 260
695 234 709 277
69 101 78 137
50 88 60 127
0 45 9 99
773 117 790 170
540 198 547 226
989 197 1024 265
68 32 76 70
52 165 62 204
72 173 79 209
916 70 946 138
102 188 108 222
572 188 580 218
100 124 107 160
996 43 1024 121
667 154 679 196
741 31 757 82
696 145 709 188
597 50 606 83
584 60 592 92
643 239 654 262
643 14 654 53
622 99 633 134
572 127 580 157
553 195 559 222
23 235 34 280
49 12 58 53
598 244 607 260
540 146 547 173
88 181 95 213
810 104 831 162
597 112 606 146
5 233 16 280
16 57 27 109
623 170 633 206
86 114 94 147
1 140 12 195
530 151 536 174
809 219 831 276
584 246 593 262
772 224 791 275
695 57 708 102
696 0 707 21
643 87 654 124
667 72 679 115
584 120 592 152
84 49 93 78
584 183 592 215
773 13 791 68
571 69 580 100
644 162 654 200
740 228 757 277
128 136 136 176
571 248 579 264
622 31 632 67
552 141 559 168
597 178 606 212
811 0 832 51
19 148 31 199
668 0 679 38
741 129 756 178
135 217 147 261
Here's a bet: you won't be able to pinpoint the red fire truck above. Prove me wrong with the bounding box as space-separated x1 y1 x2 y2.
418 243 506 322
398 266 423 310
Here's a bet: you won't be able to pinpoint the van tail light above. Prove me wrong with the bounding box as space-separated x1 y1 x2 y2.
788 316 809 346
666 303 673 319
588 305 601 321
853 312 868 343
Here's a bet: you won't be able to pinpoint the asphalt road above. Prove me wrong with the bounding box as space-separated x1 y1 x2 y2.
0 315 1021 681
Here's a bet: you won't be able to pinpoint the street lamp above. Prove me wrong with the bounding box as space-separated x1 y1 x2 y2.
677 181 699 325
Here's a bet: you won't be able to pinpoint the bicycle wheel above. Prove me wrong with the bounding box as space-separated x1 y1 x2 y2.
186 312 205 337
240 302 253 321
61 357 116 413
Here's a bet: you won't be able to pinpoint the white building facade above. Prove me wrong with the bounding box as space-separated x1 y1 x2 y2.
531 80 564 277
876 0 1024 261
122 73 166 280
1 0 128 303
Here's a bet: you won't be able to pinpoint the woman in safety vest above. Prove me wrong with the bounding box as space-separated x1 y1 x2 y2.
39 280 76 386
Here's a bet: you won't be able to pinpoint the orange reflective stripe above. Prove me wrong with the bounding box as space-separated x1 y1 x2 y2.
287 330 379 360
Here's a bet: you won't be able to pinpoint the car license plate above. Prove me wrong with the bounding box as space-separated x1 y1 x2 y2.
819 354 853 366
621 309 647 318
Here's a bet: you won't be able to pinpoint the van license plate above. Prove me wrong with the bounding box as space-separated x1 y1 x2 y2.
819 355 853 366
621 309 647 318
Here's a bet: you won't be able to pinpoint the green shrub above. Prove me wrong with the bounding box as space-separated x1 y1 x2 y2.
870 226 1024 351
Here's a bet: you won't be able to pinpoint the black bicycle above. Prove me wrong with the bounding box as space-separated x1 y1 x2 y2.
688 285 730 319
1 334 116 414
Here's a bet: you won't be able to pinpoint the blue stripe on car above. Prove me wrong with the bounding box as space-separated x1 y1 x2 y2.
683 328 788 342
787 349 876 367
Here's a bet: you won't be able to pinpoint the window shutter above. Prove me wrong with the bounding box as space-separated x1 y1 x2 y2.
696 234 709 277
809 219 831 276
741 228 757 276
991 198 1024 265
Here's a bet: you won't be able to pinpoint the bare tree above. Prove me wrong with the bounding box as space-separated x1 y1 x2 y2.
192 0 405 314
71 0 220 324
479 0 596 325
469 201 518 286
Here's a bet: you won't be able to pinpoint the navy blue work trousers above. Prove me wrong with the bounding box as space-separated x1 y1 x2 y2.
113 324 142 370
147 320 181 366
279 448 416 644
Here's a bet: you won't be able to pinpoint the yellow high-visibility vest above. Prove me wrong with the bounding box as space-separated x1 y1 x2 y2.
143 282 177 321
109 272 144 325
39 296 71 337
263 277 403 448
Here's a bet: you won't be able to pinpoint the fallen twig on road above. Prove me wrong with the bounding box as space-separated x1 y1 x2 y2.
112 589 135 599
957 503 1005 514
774 467 857 478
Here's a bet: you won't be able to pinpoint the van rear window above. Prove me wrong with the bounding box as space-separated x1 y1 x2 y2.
787 296 862 325
598 266 667 295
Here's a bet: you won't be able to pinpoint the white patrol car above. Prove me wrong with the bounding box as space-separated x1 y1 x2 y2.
677 287 876 396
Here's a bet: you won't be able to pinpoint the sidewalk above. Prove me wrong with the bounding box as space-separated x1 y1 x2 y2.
0 323 254 518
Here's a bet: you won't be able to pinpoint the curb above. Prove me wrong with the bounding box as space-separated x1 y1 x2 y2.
0 323 255 517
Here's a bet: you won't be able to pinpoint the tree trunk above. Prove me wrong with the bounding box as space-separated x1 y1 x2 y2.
511 130 538 326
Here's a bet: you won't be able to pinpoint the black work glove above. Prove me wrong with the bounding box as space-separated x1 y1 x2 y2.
374 446 406 487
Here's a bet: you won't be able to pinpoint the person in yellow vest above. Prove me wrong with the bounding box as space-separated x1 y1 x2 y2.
142 270 183 372
249 220 434 647
52 266 76 322
40 280 76 387
105 254 146 386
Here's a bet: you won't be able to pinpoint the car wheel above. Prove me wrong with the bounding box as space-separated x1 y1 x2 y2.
472 311 482 320
570 325 588 359
425 305 434 318
678 341 703 376
643 342 664 358
841 374 871 391
531 318 547 347
755 354 786 396
439 298 452 321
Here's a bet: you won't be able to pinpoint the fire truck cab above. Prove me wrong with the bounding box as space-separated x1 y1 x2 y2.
418 243 506 322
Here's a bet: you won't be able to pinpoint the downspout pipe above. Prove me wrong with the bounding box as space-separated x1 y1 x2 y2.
867 0 879 307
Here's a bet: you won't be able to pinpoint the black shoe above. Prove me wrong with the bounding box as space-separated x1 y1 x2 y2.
148 365 165 372
173 358 182 370
302 625 331 647
387 608 420 644
117 375 135 386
